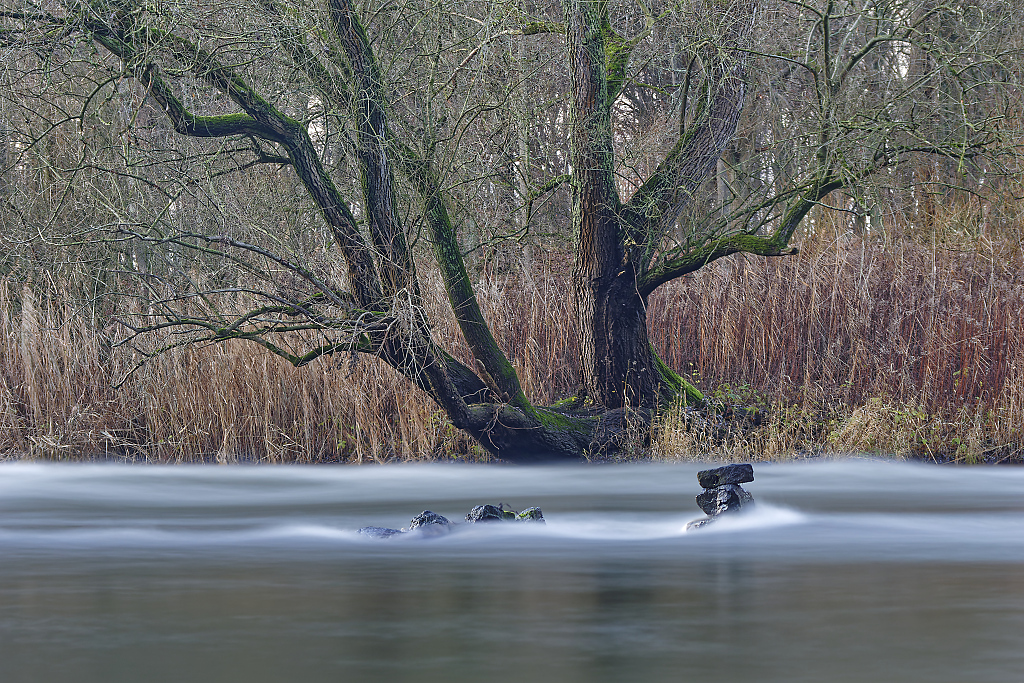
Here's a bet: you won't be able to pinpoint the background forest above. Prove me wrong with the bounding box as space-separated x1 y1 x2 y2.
1 0 1022 462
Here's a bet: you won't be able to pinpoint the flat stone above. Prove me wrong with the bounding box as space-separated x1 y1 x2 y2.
697 463 754 489
408 510 451 537
358 526 403 539
696 483 754 516
467 504 545 524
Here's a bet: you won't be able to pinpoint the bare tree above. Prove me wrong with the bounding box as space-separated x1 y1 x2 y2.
1 0 1018 460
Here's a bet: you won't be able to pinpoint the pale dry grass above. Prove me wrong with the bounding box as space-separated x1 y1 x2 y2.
2 217 1022 463
0 264 579 462
0 274 486 462
649 216 1024 463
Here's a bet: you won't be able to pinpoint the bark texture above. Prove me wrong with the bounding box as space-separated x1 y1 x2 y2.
565 0 756 411
565 0 660 410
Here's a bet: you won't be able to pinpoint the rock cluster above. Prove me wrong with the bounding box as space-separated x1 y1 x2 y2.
465 504 545 524
358 504 544 539
686 463 755 530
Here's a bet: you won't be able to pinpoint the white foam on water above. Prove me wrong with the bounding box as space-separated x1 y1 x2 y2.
394 504 808 544
0 523 369 548
254 524 363 542
681 502 808 534
536 515 692 541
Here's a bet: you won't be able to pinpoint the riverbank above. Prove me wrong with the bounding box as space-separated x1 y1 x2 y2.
2 231 1022 464
2 378 1020 465
2 396 1020 464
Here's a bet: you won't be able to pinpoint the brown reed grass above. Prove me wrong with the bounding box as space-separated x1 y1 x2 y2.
0 273 481 463
2 218 1022 463
649 217 1024 463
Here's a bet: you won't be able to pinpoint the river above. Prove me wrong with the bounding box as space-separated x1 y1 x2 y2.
1 459 1022 682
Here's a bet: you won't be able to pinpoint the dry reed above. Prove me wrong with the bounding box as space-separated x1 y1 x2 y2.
649 221 1024 463
2 221 1022 463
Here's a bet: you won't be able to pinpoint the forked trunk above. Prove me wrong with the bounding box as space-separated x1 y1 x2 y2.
566 0 662 410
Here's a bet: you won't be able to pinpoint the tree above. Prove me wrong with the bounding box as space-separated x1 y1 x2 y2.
1 0 1017 461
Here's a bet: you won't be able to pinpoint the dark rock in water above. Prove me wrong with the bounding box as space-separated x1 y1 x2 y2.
407 510 451 537
696 483 754 515
357 511 450 539
697 463 754 489
688 464 757 532
516 507 545 523
358 526 403 539
466 504 509 523
362 505 544 539
466 504 545 524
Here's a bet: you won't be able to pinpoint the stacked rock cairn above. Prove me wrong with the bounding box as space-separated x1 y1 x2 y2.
685 463 755 530
358 504 544 539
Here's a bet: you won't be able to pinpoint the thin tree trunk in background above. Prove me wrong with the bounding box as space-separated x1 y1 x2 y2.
514 31 536 277
0 115 8 197
911 0 937 233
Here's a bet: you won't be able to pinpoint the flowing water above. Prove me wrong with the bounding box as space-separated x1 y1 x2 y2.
1 459 1023 683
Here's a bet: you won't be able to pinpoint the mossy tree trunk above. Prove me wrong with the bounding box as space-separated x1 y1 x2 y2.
0 0 839 461
564 0 759 412
565 0 659 411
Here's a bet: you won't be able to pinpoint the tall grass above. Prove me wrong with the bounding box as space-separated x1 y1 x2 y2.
0 275 475 463
2 224 1022 462
649 224 1024 462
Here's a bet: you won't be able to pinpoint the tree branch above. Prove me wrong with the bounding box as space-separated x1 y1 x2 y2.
394 140 528 407
621 1 757 252
137 62 284 141
257 0 353 109
328 0 417 298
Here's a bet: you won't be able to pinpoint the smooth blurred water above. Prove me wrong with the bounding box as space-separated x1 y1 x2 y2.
1 459 1024 683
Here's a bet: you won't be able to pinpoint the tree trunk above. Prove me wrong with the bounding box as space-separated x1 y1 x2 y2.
0 114 8 197
565 0 661 410
576 271 661 409
910 0 938 234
